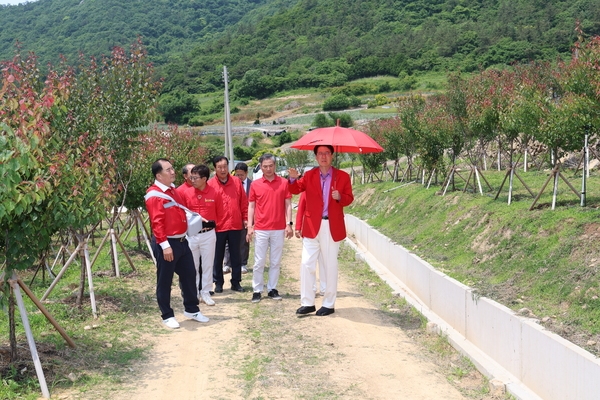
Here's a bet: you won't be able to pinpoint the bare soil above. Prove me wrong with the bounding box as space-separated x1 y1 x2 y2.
100 237 482 400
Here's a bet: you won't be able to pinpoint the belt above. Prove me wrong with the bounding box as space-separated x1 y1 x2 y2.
167 235 187 242
322 216 329 220
198 227 214 233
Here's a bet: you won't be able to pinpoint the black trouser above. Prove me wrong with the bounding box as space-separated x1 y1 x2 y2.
213 229 242 287
239 227 249 266
152 237 200 320
224 227 249 267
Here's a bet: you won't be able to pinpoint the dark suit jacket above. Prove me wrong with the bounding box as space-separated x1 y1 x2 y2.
288 167 353 242
243 178 252 198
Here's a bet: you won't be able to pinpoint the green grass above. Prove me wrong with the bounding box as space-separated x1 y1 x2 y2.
348 167 600 352
0 222 160 398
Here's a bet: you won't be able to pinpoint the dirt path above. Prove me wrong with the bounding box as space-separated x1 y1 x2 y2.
112 236 466 400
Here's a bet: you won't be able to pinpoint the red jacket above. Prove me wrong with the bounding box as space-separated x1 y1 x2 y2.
288 167 353 242
175 181 193 197
208 175 248 232
145 183 187 244
296 192 306 232
179 184 220 222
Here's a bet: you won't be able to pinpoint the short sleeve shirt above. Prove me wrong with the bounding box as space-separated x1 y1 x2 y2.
249 175 292 230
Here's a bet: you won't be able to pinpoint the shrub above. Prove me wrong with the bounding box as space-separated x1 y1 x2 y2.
397 75 418 91
328 113 354 127
378 81 392 92
313 113 334 127
158 90 199 124
323 94 350 110
234 145 255 161
188 116 205 126
375 94 389 106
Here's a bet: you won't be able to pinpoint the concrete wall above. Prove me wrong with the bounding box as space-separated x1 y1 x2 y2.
345 214 600 400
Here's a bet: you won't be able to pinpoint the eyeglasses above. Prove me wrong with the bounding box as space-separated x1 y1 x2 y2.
189 176 203 181
215 165 229 170
317 152 332 157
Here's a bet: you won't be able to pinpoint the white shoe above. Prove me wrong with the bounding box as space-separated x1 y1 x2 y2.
223 266 231 274
184 311 209 323
241 265 248 274
162 317 180 329
201 293 215 306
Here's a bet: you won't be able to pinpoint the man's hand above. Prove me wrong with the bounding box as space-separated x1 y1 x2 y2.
246 226 254 242
332 189 341 201
288 168 299 179
295 230 302 239
285 225 293 239
163 247 174 262
204 220 216 229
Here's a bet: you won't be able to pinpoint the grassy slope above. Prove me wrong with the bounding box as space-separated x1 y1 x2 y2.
347 169 600 354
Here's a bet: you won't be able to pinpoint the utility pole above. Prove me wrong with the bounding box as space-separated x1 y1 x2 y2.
223 66 234 171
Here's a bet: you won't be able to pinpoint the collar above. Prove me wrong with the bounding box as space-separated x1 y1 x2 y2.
154 180 175 192
320 167 333 179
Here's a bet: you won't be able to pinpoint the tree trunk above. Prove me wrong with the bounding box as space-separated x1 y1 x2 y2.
135 211 141 250
76 235 86 307
9 284 17 362
110 208 119 274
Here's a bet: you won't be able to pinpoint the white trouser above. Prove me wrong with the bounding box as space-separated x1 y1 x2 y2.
252 229 285 293
187 229 216 295
313 253 327 294
300 220 340 308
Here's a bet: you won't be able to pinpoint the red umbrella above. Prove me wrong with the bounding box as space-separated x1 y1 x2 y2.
291 124 384 154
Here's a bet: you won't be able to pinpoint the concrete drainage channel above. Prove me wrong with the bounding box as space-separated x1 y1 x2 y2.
344 214 600 400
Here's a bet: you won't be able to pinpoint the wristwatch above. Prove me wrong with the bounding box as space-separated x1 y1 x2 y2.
288 222 293 226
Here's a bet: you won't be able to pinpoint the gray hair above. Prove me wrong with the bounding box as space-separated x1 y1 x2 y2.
259 153 276 165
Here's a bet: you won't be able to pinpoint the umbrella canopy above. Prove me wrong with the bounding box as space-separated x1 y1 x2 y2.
291 125 384 154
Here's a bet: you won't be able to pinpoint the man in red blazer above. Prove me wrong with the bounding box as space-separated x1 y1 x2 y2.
288 145 354 316
295 193 326 296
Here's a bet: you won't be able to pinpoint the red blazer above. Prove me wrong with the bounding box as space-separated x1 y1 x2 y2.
288 167 353 242
296 192 306 232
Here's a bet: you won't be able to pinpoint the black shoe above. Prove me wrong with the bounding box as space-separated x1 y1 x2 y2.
296 305 316 315
316 306 335 316
231 284 244 292
251 292 261 303
209 291 214 296
214 284 223 293
268 289 282 300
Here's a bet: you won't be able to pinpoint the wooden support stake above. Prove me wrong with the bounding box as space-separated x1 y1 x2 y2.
17 278 76 348
41 242 83 301
136 211 156 265
110 229 120 277
114 229 137 272
89 230 110 269
82 239 98 319
10 274 51 399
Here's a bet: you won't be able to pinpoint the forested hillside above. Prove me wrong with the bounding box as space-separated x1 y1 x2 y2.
167 0 600 97
1 0 599 100
0 0 277 66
